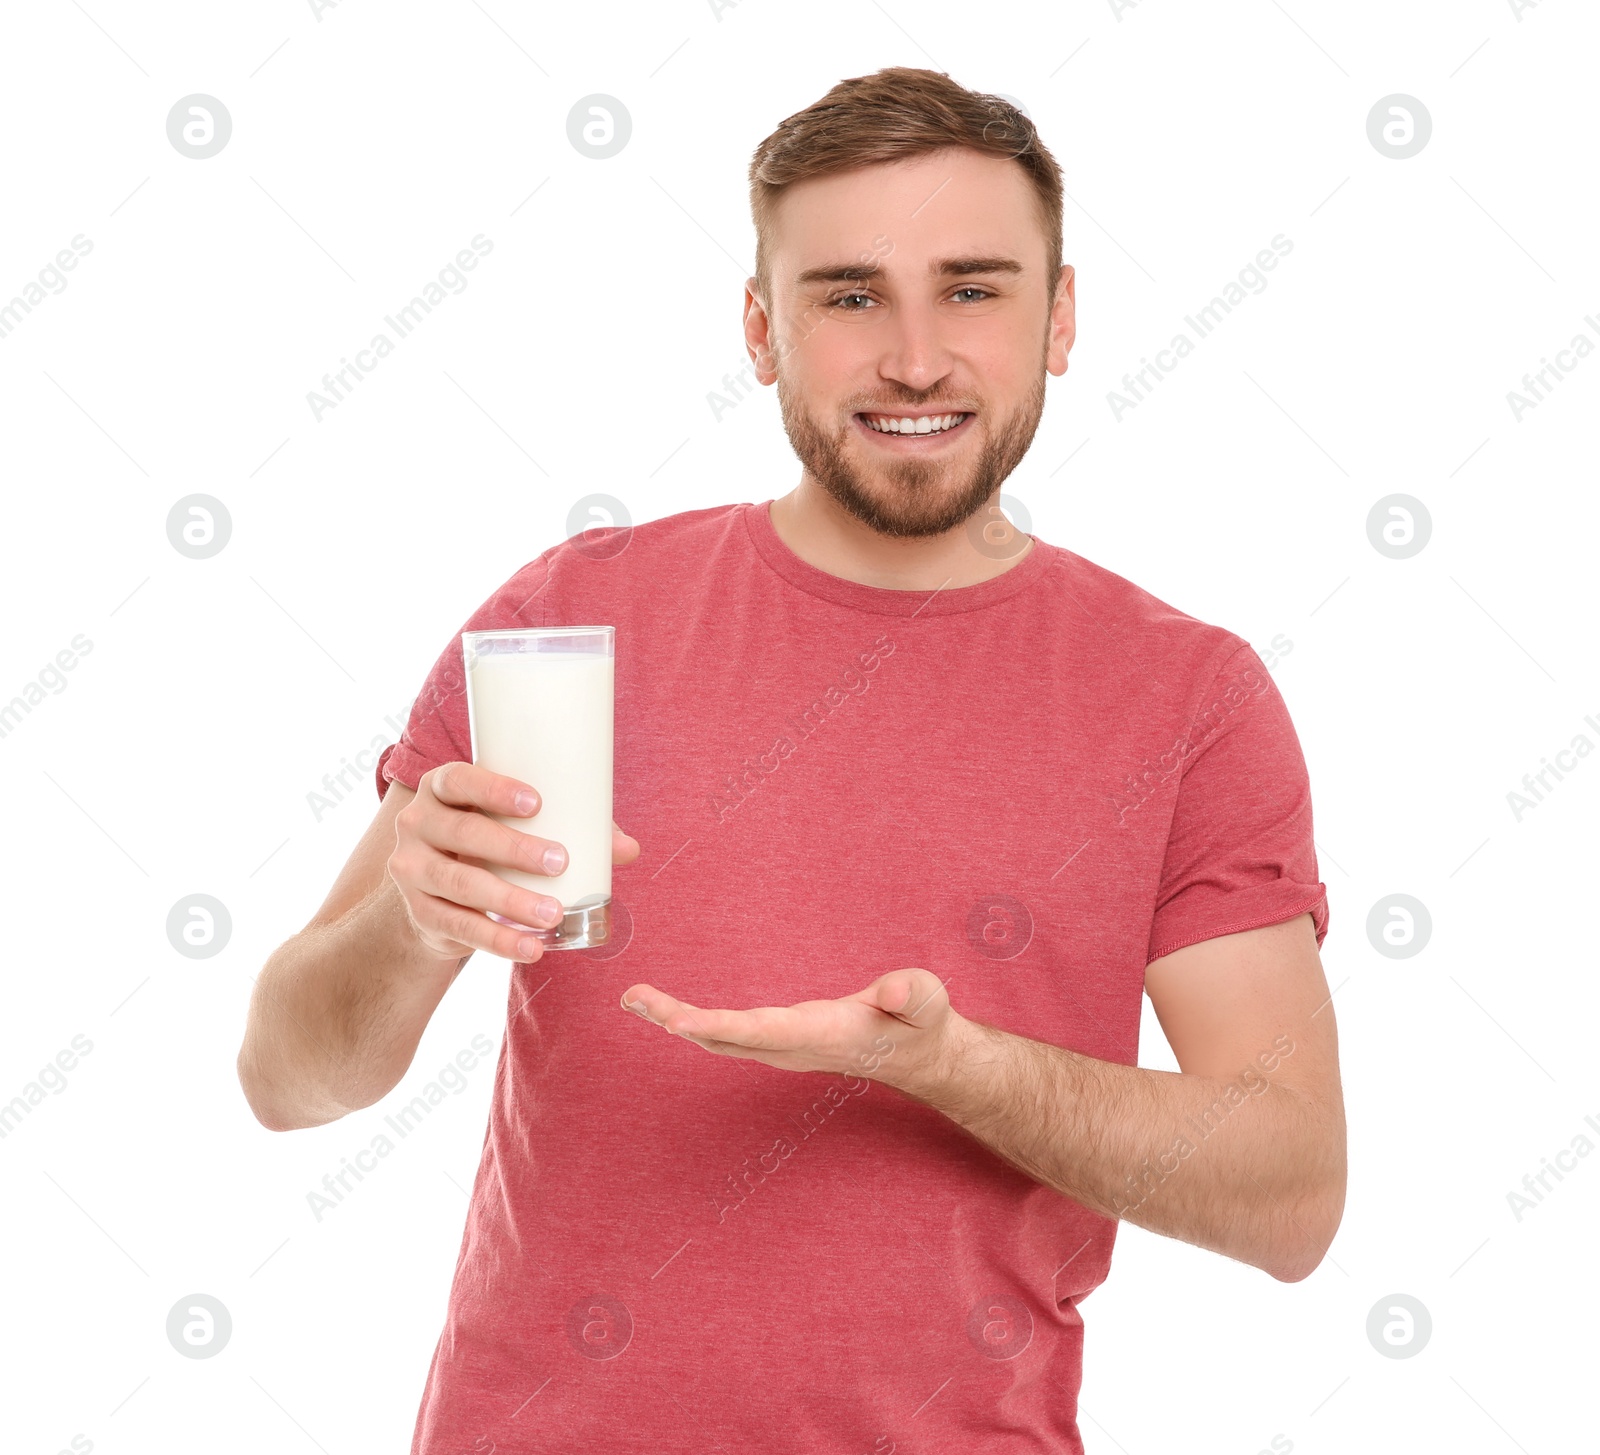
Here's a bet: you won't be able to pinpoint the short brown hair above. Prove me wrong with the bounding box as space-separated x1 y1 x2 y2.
748 67 1064 309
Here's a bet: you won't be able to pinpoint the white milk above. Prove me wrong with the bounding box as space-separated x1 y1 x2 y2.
466 646 614 910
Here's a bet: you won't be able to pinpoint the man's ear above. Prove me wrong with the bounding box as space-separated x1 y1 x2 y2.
743 277 779 384
1048 263 1076 377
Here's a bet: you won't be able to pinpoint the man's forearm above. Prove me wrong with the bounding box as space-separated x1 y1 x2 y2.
238 882 465 1132
882 1014 1344 1282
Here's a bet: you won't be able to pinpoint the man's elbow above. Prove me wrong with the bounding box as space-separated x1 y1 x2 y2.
238 1048 298 1132
1267 1174 1348 1283
1269 1248 1325 1284
237 1045 337 1133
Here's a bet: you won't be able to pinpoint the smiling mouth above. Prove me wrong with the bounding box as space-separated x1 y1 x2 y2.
854 411 974 442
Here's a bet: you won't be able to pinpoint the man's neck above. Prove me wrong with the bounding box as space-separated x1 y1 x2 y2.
767 483 1034 593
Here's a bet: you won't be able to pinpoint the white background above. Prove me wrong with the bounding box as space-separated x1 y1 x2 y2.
2 1 1595 1452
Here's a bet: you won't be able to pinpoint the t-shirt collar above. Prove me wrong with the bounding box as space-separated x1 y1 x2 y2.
742 498 1052 618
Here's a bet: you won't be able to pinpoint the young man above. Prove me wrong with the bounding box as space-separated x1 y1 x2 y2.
239 66 1345 1455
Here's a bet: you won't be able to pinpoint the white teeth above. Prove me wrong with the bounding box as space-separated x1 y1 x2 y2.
864 412 966 435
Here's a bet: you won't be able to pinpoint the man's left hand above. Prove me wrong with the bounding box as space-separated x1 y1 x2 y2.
618 967 966 1095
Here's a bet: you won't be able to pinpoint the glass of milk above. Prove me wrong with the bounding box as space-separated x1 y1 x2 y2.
462 626 614 950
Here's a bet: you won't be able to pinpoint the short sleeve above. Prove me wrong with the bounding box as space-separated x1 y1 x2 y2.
1145 641 1328 963
374 554 556 801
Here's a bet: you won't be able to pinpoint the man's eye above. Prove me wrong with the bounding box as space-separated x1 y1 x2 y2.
828 292 873 310
952 287 992 303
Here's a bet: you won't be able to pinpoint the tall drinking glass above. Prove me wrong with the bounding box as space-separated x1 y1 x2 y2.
462 626 614 950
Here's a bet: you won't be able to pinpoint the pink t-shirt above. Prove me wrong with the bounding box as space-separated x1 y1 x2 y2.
376 500 1327 1454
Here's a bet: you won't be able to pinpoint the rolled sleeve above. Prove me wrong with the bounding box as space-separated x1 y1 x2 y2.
1146 642 1329 964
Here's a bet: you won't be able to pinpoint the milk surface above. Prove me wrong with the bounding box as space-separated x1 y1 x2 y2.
466 646 614 908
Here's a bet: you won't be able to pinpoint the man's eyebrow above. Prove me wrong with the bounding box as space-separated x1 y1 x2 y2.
794 255 1025 287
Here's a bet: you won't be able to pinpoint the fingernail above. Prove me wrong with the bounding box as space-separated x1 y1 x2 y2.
543 846 567 873
514 790 539 815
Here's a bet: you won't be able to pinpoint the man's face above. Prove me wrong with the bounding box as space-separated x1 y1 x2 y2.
746 146 1074 540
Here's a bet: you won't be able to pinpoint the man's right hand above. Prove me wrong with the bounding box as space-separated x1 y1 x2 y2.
388 761 640 964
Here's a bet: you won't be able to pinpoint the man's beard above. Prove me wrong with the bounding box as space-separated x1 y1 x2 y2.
774 358 1048 541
